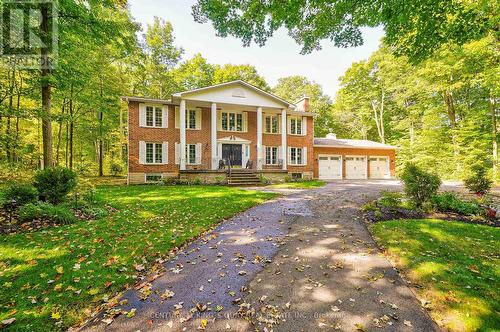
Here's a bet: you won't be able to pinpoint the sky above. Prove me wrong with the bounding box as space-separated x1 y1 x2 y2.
128 0 385 99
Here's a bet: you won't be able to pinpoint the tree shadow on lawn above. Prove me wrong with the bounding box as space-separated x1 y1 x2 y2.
372 219 500 331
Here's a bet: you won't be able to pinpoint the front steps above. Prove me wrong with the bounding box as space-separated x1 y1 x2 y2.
227 169 261 186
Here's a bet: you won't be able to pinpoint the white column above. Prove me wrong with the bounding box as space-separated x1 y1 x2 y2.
211 102 217 170
179 99 186 170
256 107 263 170
281 109 287 170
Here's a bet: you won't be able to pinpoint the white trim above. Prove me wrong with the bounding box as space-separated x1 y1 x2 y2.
217 136 252 144
313 144 396 150
219 109 246 133
281 109 287 170
173 80 294 108
288 116 304 136
144 173 163 183
179 100 186 170
318 154 342 180
122 96 172 104
368 156 391 179
257 107 263 170
288 146 306 166
345 155 368 180
211 102 218 170
140 103 165 128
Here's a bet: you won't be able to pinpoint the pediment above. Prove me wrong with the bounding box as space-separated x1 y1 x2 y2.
217 135 252 144
175 81 291 109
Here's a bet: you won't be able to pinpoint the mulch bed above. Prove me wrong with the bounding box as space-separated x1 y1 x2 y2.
364 206 500 227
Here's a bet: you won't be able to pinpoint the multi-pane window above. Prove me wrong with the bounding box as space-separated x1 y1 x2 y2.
265 146 278 165
290 117 302 135
187 109 196 129
265 115 279 134
146 142 163 164
146 174 162 182
290 147 303 165
186 144 196 164
221 111 243 131
146 106 163 127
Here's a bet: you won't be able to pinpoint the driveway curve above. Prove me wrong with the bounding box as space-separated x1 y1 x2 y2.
84 181 438 331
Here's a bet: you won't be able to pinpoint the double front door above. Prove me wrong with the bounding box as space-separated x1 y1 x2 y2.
222 144 242 166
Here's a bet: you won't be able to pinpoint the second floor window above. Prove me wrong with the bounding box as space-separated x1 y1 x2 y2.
146 106 163 127
187 109 196 129
221 111 243 131
290 117 302 135
146 142 163 164
265 115 279 133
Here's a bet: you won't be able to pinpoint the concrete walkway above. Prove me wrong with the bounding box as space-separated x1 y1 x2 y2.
84 181 438 331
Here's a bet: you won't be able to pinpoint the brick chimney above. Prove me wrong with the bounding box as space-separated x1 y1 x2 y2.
295 96 310 112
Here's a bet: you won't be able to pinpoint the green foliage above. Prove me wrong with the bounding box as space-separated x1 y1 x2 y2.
259 175 271 184
81 206 109 219
193 0 495 61
400 163 441 207
377 191 403 208
110 161 124 176
431 192 482 216
464 165 493 195
33 167 77 204
213 64 269 90
2 184 38 208
19 202 76 225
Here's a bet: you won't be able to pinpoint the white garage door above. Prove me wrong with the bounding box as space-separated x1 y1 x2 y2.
318 155 342 179
369 157 389 179
345 156 367 179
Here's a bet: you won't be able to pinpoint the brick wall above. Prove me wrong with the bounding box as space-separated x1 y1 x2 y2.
313 146 396 179
128 101 315 179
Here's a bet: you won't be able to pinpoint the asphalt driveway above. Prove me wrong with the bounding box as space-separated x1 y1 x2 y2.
84 181 437 331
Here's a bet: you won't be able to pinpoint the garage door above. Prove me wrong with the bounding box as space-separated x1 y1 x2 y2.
345 156 367 179
369 157 389 179
318 155 342 179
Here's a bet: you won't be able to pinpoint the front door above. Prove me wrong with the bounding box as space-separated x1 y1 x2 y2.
222 144 242 166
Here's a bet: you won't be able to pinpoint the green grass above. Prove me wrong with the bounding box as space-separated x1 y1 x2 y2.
0 185 276 330
371 219 500 331
268 180 326 189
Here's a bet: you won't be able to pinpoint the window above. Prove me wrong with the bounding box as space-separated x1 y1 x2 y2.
265 115 279 134
186 144 196 164
290 147 303 165
145 105 163 127
187 109 196 129
146 173 162 182
291 173 303 180
221 111 243 132
290 117 302 135
146 142 163 164
265 146 278 165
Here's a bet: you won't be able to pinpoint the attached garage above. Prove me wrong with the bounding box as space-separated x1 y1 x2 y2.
313 134 396 180
318 155 342 179
345 156 367 179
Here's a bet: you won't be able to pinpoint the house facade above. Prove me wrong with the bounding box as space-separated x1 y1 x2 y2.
124 80 396 184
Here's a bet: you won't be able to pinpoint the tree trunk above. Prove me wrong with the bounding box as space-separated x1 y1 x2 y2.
40 3 53 168
56 99 65 166
98 78 104 176
372 90 385 144
69 86 74 170
6 69 13 162
490 91 498 180
443 91 459 173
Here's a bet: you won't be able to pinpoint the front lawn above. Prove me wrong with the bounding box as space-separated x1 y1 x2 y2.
0 185 276 330
371 219 500 331
268 180 326 189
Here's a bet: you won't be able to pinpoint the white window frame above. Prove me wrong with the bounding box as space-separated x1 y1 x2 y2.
264 114 279 134
265 146 278 165
143 104 165 128
145 142 163 164
221 111 244 132
289 116 302 135
289 147 304 165
186 144 196 165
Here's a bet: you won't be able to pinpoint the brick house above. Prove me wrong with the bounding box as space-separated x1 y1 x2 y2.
123 80 395 184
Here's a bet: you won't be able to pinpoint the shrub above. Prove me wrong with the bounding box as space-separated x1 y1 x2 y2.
19 202 76 224
81 206 108 219
464 165 493 195
3 184 38 208
400 163 441 207
431 192 482 215
377 191 403 208
33 167 77 204
110 162 123 176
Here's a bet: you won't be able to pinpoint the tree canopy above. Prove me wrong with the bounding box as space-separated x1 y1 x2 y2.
192 0 498 61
